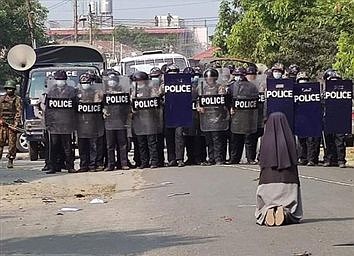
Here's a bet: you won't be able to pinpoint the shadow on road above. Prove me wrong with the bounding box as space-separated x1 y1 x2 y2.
302 217 354 224
0 228 217 255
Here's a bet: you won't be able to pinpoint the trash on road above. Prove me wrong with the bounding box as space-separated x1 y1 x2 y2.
74 193 85 198
89 198 106 204
13 178 28 184
42 197 56 203
237 204 256 208
161 181 173 186
59 207 82 212
167 192 190 197
293 251 312 256
56 213 64 216
221 216 234 222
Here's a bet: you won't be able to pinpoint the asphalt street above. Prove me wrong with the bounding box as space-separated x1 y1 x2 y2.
0 159 353 256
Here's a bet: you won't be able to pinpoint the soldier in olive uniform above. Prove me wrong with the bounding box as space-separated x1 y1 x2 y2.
0 80 22 168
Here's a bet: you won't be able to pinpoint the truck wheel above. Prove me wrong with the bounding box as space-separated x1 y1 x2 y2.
16 132 29 153
29 141 39 161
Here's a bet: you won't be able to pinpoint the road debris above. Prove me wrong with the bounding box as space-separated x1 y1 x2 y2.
56 213 64 216
221 216 234 222
59 207 82 212
293 251 312 256
161 181 173 186
42 197 56 203
74 193 85 198
13 178 28 184
89 198 106 204
167 192 190 197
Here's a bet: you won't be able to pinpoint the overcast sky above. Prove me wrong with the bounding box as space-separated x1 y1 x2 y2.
39 0 221 31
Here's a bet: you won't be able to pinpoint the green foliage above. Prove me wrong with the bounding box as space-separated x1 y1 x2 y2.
217 0 354 78
0 0 48 85
113 25 178 52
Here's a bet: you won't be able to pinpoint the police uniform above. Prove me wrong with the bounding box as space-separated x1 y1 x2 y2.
44 70 76 174
0 80 22 168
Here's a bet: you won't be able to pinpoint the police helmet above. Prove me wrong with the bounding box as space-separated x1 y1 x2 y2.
150 67 163 78
79 73 94 84
296 72 310 83
183 67 195 75
246 65 258 75
203 68 219 79
323 69 342 80
3 80 17 90
166 63 180 74
107 72 120 83
232 67 247 76
226 64 235 74
102 69 120 77
271 63 285 74
193 67 203 77
288 64 300 76
132 71 149 81
53 70 68 80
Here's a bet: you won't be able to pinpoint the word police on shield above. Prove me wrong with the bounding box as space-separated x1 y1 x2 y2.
324 80 353 134
47 98 74 109
164 73 193 128
294 82 322 138
266 78 295 130
132 97 161 111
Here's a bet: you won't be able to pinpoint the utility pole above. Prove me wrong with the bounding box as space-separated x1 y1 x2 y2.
25 0 36 48
89 3 93 45
73 0 78 42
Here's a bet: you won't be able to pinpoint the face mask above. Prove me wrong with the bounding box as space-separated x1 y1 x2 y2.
56 80 66 88
107 80 118 87
234 76 242 82
273 71 282 79
6 89 15 96
298 79 308 84
81 83 91 90
151 77 160 86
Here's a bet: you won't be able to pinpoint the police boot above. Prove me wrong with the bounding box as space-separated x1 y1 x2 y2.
7 158 14 169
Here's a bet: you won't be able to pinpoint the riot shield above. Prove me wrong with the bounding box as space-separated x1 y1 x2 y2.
324 79 353 134
294 82 322 138
183 76 201 136
230 81 259 134
131 80 163 136
198 78 230 132
217 68 231 85
103 76 132 130
76 83 104 138
266 78 294 130
44 81 76 134
164 73 193 128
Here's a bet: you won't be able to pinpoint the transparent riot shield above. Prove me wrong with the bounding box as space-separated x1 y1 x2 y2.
103 76 132 130
198 78 230 132
76 82 104 138
44 80 76 134
131 80 163 136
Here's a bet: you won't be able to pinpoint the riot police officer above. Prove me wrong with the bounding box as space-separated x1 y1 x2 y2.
288 64 300 80
244 65 264 164
150 67 165 167
0 80 22 168
163 64 186 167
272 63 286 80
198 68 229 165
131 71 162 169
183 67 207 165
76 73 104 172
322 69 347 168
228 67 259 164
44 70 77 174
103 72 131 171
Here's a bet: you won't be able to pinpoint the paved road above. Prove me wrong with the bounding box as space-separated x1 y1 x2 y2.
1 163 353 256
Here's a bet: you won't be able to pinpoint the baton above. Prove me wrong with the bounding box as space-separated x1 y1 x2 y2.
3 121 25 133
321 131 327 150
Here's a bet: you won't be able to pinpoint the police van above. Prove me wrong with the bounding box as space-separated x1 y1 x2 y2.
7 44 106 160
119 50 190 76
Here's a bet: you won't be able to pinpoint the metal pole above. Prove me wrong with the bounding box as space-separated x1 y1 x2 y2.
26 0 36 48
89 3 93 45
74 0 78 42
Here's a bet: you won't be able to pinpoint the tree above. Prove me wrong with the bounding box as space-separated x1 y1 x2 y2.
0 0 48 84
212 0 240 56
